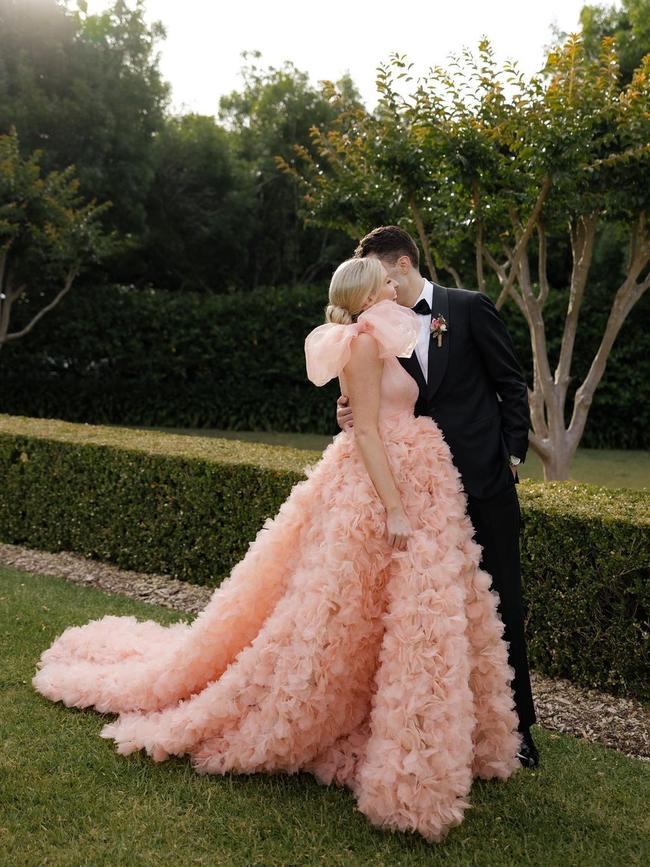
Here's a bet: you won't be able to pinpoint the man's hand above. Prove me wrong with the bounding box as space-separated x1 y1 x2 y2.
336 394 354 431
510 464 518 479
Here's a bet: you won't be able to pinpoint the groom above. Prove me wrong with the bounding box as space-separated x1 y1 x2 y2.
336 225 539 768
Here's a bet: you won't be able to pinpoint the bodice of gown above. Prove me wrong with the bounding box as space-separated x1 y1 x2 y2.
304 300 421 423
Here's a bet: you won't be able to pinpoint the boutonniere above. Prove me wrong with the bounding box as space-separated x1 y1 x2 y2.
430 314 448 348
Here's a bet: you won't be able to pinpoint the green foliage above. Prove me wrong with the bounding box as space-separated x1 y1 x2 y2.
279 64 425 260
132 113 255 292
0 128 114 347
0 0 169 236
288 36 650 279
519 479 649 699
0 414 647 700
1 281 647 449
0 283 342 432
0 5 360 292
218 53 362 288
0 128 113 279
578 0 650 85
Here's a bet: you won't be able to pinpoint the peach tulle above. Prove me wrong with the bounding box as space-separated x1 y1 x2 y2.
32 300 521 843
304 299 419 387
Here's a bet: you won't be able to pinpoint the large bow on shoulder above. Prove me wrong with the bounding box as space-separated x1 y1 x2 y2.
304 300 419 387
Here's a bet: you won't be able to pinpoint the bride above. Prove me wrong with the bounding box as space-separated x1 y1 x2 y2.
32 257 522 843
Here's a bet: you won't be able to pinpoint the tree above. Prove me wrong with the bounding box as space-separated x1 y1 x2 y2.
220 53 362 287
0 0 169 236
285 37 650 480
0 129 114 350
569 0 650 85
135 113 255 293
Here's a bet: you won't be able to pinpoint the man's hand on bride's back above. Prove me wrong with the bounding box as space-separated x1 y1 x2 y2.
336 394 354 431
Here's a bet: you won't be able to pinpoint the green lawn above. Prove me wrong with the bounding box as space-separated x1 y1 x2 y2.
140 425 650 490
2 565 649 866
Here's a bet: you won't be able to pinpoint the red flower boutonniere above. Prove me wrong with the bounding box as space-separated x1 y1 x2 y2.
430 314 448 348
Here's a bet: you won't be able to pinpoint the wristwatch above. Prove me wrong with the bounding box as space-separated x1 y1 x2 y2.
509 455 522 467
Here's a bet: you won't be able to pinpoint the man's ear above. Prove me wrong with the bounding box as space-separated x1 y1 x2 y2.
397 255 412 273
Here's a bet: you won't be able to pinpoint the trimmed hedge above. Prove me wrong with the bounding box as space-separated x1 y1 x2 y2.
519 483 649 700
1 282 648 448
0 283 340 434
0 414 648 700
0 414 310 585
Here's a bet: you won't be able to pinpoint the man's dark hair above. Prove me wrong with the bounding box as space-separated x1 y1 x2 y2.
354 225 420 269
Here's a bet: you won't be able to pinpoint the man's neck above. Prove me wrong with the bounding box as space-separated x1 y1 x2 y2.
399 274 428 308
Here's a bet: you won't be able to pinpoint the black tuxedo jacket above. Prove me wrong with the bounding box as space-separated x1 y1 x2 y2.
398 284 530 500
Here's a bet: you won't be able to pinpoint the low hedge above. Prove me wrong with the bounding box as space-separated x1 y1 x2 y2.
0 414 309 585
0 414 648 701
519 483 648 700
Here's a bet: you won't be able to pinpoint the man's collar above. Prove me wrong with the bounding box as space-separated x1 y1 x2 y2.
413 277 433 307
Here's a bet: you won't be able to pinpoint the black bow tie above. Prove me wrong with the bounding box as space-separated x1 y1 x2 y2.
411 298 432 316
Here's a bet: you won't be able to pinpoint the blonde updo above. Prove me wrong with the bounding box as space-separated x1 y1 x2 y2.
324 257 384 325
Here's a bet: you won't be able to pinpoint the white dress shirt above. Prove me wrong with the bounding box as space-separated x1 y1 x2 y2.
412 278 433 383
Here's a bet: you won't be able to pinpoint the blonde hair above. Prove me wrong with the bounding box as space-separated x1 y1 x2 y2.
324 257 384 325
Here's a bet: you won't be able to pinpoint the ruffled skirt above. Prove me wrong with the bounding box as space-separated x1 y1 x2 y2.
32 413 521 842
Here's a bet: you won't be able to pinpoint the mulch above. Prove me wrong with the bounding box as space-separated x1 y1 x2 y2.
2 541 647 762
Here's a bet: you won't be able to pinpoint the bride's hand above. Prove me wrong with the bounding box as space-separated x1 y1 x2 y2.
386 507 413 551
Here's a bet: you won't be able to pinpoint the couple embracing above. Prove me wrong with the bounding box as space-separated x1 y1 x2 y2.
33 226 538 843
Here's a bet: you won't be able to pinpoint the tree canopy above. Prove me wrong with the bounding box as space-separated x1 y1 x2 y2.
0 127 114 349
578 0 650 84
283 35 650 478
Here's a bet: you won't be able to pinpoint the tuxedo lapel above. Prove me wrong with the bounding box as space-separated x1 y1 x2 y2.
398 349 427 394
426 283 450 400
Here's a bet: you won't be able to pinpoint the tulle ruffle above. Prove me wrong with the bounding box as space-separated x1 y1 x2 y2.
305 299 419 387
32 412 521 843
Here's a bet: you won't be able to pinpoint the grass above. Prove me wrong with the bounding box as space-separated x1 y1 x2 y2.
143 426 650 491
1 564 649 866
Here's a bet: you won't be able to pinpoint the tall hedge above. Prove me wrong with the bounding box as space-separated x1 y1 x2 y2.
0 284 340 433
0 414 648 700
0 283 648 449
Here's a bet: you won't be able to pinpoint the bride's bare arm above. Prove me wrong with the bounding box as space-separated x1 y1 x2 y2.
344 333 412 550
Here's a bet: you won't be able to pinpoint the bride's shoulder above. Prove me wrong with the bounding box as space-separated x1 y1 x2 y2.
346 328 382 361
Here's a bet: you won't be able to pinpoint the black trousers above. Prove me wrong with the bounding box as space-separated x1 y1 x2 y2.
466 485 536 730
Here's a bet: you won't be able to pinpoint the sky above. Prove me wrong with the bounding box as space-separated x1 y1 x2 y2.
86 0 593 116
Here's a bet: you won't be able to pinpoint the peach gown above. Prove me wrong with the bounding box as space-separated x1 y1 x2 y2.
32 299 521 843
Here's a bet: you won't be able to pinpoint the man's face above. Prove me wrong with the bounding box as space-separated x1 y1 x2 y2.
366 253 411 305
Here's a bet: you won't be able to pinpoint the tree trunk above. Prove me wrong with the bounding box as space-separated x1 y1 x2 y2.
0 270 77 350
541 447 573 481
482 201 650 482
409 196 437 281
